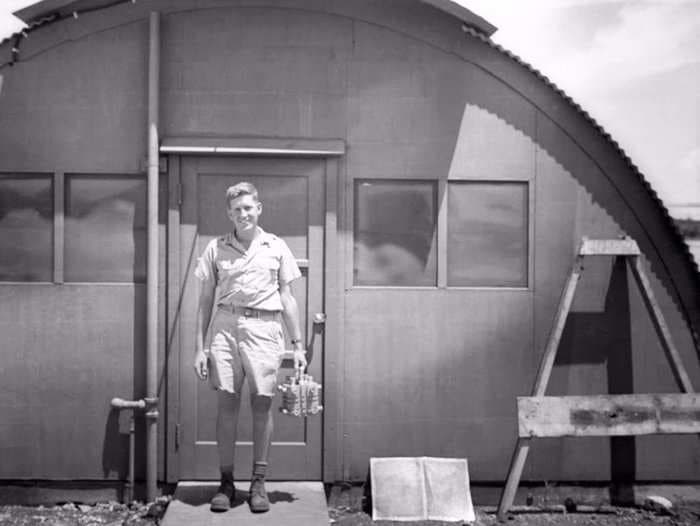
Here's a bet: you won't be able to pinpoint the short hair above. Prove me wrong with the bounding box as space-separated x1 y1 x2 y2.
226 182 259 206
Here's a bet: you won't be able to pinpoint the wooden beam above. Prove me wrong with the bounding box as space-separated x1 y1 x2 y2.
496 438 531 520
518 394 700 438
497 257 584 520
532 256 584 396
627 256 695 394
579 237 640 256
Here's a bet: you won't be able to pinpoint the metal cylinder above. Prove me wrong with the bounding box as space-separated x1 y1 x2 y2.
146 10 160 504
127 415 135 503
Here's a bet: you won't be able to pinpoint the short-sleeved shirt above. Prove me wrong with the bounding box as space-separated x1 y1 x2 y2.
194 228 301 311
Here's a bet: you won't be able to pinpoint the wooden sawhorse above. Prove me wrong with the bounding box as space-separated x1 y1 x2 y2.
496 237 699 520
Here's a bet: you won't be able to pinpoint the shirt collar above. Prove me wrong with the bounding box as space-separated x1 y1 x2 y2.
225 227 271 254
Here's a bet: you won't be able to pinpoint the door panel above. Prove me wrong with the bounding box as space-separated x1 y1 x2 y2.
179 156 324 480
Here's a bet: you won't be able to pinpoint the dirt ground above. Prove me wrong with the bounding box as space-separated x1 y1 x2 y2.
329 505 700 526
1 498 699 525
0 500 166 526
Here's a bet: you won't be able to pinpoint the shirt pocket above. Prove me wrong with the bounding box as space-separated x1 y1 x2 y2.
216 258 242 277
255 255 280 272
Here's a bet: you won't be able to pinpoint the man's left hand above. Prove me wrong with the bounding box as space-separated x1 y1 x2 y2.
293 346 308 371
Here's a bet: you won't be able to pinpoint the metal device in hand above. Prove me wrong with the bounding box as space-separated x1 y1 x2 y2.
278 367 323 417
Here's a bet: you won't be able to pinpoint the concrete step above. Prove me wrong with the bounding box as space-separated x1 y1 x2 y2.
161 481 329 526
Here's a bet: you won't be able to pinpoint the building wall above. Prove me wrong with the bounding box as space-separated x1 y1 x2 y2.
0 0 697 482
0 20 149 479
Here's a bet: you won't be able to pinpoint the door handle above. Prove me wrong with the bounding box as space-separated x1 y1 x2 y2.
313 313 326 325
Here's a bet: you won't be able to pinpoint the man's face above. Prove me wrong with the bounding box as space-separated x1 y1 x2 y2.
227 194 262 234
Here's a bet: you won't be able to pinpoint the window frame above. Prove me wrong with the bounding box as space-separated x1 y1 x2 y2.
0 171 147 286
443 179 532 290
351 177 439 289
348 176 533 291
0 172 56 284
63 173 148 284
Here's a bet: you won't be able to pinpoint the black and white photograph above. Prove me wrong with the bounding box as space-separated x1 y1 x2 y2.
0 1 698 525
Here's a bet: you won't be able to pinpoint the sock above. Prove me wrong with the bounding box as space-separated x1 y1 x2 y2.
252 461 268 479
221 466 234 484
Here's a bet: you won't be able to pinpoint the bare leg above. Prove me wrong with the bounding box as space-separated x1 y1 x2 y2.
216 390 242 472
251 394 274 464
249 394 273 512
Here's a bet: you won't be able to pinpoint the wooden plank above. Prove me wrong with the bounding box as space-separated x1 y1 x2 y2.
518 394 700 438
496 438 531 520
532 256 583 396
497 257 583 518
627 256 695 394
579 237 640 256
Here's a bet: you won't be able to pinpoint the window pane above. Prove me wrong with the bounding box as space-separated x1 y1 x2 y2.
65 176 146 282
448 182 528 287
0 176 53 281
354 180 437 286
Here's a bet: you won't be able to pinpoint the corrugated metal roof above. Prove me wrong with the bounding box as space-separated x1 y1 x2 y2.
419 0 496 35
2 0 497 49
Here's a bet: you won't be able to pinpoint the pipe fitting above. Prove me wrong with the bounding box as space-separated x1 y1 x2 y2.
143 397 159 419
111 397 147 410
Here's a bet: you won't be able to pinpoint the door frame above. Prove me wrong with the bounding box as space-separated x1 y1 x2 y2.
163 138 345 483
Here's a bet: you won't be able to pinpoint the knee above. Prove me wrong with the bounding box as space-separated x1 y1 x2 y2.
217 391 241 414
250 394 273 414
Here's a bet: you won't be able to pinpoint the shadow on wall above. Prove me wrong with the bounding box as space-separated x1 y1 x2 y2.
462 65 698 343
102 409 130 480
555 257 636 498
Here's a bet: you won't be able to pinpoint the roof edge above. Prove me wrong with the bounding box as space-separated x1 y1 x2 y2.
14 0 75 23
14 0 498 36
419 0 496 36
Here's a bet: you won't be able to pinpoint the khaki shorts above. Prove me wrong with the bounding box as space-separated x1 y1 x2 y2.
204 308 284 396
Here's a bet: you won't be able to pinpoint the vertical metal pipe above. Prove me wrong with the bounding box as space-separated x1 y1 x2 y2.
127 415 135 503
146 10 160 504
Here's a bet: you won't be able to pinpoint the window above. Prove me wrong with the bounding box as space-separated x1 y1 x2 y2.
0 176 53 281
64 176 147 282
447 181 528 287
354 180 437 286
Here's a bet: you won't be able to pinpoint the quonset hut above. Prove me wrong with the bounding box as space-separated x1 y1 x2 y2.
0 0 698 495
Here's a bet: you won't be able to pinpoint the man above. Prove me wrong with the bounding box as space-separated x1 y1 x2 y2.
193 182 307 513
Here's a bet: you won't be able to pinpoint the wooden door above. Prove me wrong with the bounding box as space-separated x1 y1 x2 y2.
178 156 324 480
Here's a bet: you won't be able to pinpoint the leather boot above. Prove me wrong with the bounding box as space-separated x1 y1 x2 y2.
210 472 235 512
249 476 270 513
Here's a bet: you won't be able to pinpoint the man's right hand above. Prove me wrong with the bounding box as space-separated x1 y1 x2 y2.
194 350 209 380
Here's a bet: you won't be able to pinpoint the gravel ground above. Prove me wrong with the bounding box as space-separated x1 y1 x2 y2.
330 508 700 526
329 504 700 526
0 498 169 526
2 497 699 525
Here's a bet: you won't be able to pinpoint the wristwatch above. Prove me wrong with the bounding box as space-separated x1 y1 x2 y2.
291 338 303 345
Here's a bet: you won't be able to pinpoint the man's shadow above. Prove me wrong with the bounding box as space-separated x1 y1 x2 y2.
176 487 298 507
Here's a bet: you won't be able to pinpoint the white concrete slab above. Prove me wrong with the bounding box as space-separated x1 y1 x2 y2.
370 457 475 523
161 482 329 526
